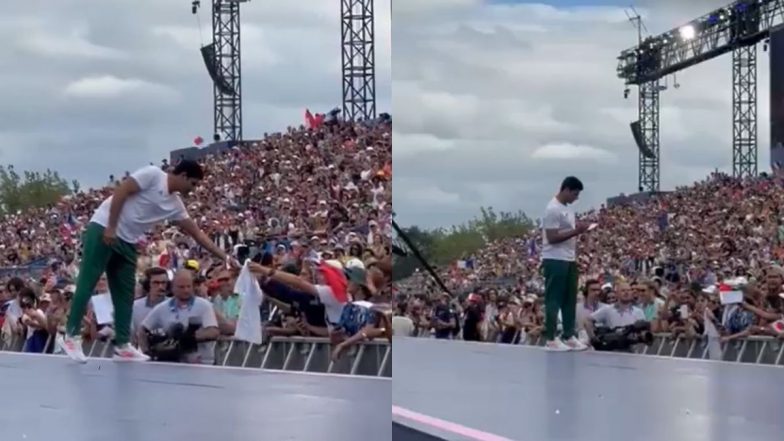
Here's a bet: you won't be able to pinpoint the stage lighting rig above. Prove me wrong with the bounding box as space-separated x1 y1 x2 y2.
616 0 784 190
617 0 779 85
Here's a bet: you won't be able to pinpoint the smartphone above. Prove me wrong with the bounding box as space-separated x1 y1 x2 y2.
679 305 689 319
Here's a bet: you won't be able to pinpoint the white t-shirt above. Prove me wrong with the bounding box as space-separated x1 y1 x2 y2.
590 304 646 329
91 166 189 244
392 316 415 337
141 297 218 365
541 197 576 262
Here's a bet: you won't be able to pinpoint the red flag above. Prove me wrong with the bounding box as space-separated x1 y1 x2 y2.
318 261 349 303
305 109 316 129
194 136 204 146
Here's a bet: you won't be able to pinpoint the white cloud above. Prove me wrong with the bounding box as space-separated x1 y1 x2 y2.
531 143 617 162
393 0 770 228
16 23 126 60
0 1 390 189
62 76 178 101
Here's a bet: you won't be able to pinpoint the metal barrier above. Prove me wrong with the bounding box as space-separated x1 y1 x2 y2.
0 335 392 378
521 332 784 366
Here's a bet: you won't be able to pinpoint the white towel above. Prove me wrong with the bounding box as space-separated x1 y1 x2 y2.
233 260 264 344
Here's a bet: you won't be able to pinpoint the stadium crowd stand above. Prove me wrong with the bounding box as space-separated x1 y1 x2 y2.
0 117 393 372
394 172 784 364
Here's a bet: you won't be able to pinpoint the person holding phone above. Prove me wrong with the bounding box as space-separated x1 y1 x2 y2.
541 176 593 351
19 288 48 353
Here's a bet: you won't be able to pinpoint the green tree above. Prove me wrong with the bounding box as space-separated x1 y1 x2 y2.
0 165 75 215
396 207 534 276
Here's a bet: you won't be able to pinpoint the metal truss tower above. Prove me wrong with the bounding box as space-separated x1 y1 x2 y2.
732 44 758 178
212 0 244 142
341 0 376 121
638 80 661 192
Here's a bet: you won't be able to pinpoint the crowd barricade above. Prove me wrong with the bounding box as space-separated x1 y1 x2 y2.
0 334 391 378
520 332 784 366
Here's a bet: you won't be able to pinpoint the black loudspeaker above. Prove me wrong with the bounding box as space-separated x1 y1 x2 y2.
630 120 656 159
200 44 236 96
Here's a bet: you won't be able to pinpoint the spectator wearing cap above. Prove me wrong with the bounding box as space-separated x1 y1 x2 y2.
330 265 390 360
211 269 241 335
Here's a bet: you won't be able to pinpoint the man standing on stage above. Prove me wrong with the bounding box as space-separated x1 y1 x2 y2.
59 160 234 363
541 176 591 351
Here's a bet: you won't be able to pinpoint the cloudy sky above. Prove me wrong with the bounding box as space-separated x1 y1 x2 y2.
0 0 391 191
393 0 769 228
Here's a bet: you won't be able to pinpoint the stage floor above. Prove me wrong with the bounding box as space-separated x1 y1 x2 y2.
392 337 784 441
0 351 390 441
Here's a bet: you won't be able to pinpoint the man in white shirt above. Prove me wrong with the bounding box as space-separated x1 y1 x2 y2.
586 281 646 336
541 176 591 351
60 160 234 363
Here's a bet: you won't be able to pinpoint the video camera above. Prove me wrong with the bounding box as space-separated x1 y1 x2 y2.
146 318 202 363
590 320 653 352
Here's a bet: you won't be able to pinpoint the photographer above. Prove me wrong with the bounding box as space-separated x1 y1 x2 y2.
585 281 648 351
138 270 219 365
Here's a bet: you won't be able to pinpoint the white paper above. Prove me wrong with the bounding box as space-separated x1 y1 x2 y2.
703 310 723 361
90 293 114 325
719 290 743 305
233 260 264 345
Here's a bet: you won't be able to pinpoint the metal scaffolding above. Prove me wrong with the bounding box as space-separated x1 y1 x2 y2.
732 44 758 177
341 0 376 121
212 0 244 142
638 80 661 192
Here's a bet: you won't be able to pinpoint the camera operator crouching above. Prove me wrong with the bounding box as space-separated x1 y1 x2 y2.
584 281 653 352
137 269 220 365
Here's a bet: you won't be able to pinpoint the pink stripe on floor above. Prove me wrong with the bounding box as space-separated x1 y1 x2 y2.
392 405 516 441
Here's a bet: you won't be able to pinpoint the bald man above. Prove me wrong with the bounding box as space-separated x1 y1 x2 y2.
138 270 220 365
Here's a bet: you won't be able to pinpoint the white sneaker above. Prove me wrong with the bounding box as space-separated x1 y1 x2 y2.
112 344 151 362
564 336 588 351
58 334 88 363
544 338 571 352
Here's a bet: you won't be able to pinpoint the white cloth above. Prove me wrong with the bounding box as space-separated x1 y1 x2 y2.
233 260 264 344
703 310 723 361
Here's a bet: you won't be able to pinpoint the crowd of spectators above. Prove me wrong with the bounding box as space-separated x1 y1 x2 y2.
0 117 393 364
394 172 784 350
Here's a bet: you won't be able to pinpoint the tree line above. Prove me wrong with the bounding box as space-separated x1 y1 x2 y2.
394 207 534 281
0 165 79 216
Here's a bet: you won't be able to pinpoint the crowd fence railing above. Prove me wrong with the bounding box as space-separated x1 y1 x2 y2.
0 334 392 378
517 332 784 366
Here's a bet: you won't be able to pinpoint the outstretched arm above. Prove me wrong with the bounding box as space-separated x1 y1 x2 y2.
175 218 229 262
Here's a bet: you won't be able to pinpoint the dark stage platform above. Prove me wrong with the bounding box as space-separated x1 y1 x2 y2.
0 351 390 441
392 337 784 441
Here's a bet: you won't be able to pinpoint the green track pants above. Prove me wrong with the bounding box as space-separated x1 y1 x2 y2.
66 222 138 346
542 259 578 341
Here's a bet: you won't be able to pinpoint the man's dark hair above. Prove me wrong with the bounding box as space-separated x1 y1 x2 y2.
145 267 169 280
560 176 584 192
172 159 205 180
583 279 600 293
6 277 25 293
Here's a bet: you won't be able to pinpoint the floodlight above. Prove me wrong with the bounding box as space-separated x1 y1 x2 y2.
679 25 696 40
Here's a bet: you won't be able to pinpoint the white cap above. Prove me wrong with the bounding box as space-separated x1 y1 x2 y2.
345 258 365 270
